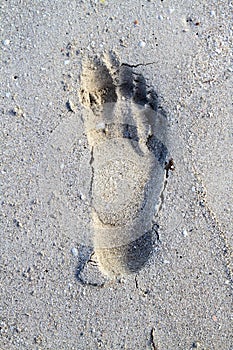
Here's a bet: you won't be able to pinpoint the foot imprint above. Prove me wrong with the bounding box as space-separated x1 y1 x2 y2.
79 54 168 278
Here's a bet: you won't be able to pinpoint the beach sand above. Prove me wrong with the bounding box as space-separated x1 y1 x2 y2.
1 1 232 349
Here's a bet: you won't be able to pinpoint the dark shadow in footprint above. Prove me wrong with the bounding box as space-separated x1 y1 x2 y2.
133 73 148 106
76 245 108 287
146 134 168 166
118 65 134 98
75 244 93 280
95 224 160 276
79 53 168 279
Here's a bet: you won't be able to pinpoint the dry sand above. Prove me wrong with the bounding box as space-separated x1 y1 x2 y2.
1 0 232 349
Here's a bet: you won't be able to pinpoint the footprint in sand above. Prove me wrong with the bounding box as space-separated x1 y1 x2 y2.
79 54 168 278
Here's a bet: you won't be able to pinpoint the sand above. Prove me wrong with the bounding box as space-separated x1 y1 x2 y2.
1 0 232 349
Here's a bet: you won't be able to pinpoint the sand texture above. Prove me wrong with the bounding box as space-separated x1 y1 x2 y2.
1 0 232 349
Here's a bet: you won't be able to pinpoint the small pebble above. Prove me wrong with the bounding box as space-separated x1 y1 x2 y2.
2 39 10 46
139 40 146 48
34 335 43 344
192 186 196 192
163 259 170 264
12 106 24 117
71 247 79 257
67 99 76 112
182 229 188 237
14 219 23 228
119 38 127 47
64 60 70 65
212 314 217 322
80 193 86 201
